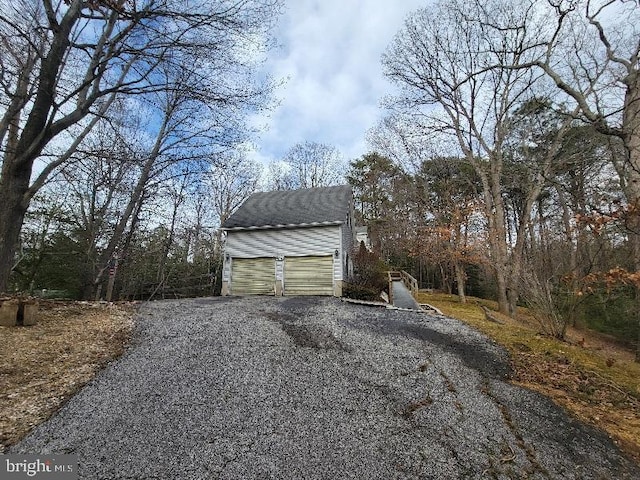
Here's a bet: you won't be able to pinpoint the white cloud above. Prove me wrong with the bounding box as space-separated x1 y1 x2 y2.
249 0 430 166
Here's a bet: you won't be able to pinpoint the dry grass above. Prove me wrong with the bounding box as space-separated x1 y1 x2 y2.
416 292 640 464
0 301 134 452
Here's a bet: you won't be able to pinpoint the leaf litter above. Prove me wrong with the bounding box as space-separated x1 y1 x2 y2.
0 301 134 452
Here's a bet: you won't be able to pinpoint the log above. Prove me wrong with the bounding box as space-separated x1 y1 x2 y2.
480 305 504 324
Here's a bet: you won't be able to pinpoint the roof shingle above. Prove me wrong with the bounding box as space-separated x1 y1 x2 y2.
221 185 352 229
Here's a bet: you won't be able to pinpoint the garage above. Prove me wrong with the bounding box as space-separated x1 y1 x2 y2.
284 256 334 295
221 185 354 297
231 258 275 295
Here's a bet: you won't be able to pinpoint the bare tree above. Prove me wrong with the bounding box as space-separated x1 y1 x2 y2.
58 120 138 299
87 54 261 298
367 113 449 172
382 0 576 316
0 0 281 292
209 153 262 226
510 1 640 209
488 0 640 355
264 161 298 191
208 152 261 293
281 141 346 189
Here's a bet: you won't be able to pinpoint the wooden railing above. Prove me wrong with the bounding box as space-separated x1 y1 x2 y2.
388 271 402 281
400 270 419 298
388 270 419 302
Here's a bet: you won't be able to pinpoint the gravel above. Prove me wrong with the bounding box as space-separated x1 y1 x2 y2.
10 296 640 479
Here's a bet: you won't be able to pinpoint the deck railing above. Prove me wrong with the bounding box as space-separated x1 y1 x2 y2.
388 270 419 301
400 270 418 298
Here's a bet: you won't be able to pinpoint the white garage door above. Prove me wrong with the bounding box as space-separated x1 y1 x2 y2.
284 256 334 296
231 258 275 295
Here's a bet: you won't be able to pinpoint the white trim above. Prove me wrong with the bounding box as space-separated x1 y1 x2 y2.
222 221 343 232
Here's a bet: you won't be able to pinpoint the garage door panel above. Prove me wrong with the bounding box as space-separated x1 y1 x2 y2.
232 258 275 295
285 256 333 296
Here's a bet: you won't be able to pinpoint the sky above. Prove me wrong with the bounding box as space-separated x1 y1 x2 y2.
247 0 429 166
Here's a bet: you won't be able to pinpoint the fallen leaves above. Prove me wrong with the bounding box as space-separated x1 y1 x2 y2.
0 301 134 452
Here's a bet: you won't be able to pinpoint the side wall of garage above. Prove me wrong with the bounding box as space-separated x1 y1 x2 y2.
221 225 346 296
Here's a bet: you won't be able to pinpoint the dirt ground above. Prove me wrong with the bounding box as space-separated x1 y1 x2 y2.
0 301 134 452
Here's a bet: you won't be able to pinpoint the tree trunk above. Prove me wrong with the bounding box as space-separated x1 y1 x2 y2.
157 188 182 294
507 288 518 319
555 185 577 273
484 162 511 315
555 184 582 326
437 264 450 294
0 186 28 293
0 2 83 292
495 268 509 314
91 109 170 295
454 260 466 303
632 228 640 362
621 71 640 362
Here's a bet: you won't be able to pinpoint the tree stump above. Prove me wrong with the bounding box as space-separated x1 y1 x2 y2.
0 298 19 326
22 299 39 326
0 297 39 326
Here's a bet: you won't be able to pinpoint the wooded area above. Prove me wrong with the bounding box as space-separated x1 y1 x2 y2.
369 0 640 359
0 0 281 299
1 0 639 359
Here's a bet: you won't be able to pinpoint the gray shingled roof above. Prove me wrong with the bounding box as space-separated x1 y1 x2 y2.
221 185 352 229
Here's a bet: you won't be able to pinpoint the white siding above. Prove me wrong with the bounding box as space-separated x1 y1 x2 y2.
226 226 341 259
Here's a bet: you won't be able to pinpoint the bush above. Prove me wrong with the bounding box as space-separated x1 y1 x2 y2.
574 288 638 348
349 241 389 294
519 269 568 339
343 283 382 301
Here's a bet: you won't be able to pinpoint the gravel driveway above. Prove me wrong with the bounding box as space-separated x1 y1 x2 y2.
11 297 640 479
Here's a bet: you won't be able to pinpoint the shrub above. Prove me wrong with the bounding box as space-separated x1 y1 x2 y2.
342 283 382 301
519 269 568 339
349 241 389 292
